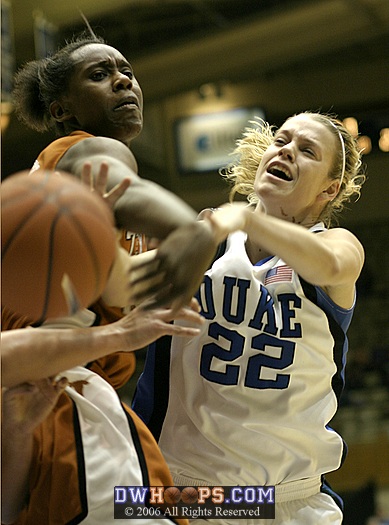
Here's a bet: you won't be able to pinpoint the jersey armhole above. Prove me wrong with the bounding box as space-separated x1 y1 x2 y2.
209 239 227 269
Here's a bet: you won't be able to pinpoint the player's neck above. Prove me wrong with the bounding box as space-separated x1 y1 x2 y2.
245 237 272 265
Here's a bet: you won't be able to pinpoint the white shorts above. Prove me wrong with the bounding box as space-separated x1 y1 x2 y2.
189 481 343 525
189 478 343 525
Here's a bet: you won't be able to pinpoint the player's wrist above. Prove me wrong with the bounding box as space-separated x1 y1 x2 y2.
188 218 220 248
200 212 226 245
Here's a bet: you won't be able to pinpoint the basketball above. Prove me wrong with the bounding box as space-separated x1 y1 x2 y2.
164 487 181 505
1 170 117 323
181 486 198 504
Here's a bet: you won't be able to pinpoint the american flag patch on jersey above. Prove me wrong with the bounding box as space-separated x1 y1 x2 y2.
264 265 293 285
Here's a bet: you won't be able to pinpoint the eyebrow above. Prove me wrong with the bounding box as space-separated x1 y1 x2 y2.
83 58 133 72
276 129 321 148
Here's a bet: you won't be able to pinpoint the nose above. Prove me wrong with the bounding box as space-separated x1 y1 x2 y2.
113 72 133 91
278 143 295 162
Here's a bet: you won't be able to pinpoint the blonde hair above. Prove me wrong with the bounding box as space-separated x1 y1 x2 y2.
222 111 366 226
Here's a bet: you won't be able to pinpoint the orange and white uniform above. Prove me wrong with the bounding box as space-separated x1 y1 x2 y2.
3 134 187 525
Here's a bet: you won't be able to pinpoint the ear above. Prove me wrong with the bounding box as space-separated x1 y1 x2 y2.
49 101 73 123
318 180 341 202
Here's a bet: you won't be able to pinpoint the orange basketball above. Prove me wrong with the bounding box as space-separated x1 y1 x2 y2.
1 170 117 323
164 487 181 505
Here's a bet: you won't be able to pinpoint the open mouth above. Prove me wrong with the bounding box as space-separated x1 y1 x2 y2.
114 100 138 110
267 166 292 181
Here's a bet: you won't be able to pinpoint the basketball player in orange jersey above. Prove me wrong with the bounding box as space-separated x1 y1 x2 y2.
11 31 218 314
3 32 217 524
2 165 204 389
1 168 199 525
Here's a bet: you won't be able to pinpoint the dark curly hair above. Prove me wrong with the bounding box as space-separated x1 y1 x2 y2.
13 31 106 136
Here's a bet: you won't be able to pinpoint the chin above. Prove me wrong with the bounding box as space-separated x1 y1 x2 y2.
114 125 142 145
127 121 143 139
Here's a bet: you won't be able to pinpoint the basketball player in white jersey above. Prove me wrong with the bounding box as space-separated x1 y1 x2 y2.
132 112 366 524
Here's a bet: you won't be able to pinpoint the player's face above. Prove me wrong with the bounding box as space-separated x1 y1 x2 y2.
61 44 143 144
254 114 338 224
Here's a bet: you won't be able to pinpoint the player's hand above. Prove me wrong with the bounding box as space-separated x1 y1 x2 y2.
1 377 68 434
206 202 252 242
116 297 204 350
81 161 131 209
127 221 218 310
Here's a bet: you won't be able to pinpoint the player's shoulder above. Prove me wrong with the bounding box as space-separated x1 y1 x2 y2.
59 134 135 167
318 227 364 253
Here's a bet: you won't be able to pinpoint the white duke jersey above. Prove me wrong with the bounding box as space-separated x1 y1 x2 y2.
133 224 354 487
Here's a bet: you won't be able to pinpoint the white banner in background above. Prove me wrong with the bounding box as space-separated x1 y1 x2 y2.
175 107 265 174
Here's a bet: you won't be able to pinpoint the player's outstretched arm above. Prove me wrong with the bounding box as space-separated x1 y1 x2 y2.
1 300 203 388
56 137 199 238
57 137 219 310
206 203 364 308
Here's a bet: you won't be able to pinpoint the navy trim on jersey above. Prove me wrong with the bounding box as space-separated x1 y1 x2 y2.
321 476 344 512
67 399 88 525
132 336 172 441
299 278 354 476
299 278 353 402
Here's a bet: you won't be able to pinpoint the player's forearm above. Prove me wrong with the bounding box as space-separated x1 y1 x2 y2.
57 137 198 238
1 325 125 388
209 205 360 287
113 176 197 238
244 211 356 286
